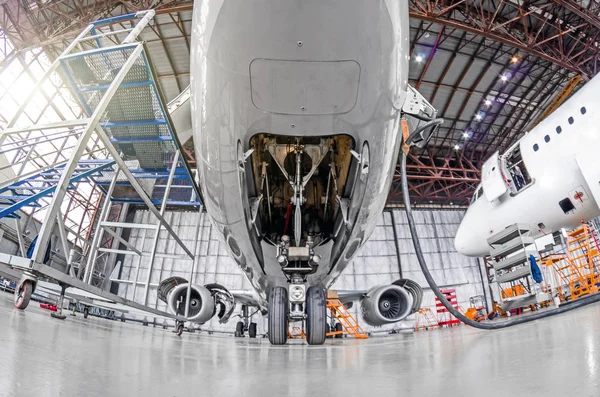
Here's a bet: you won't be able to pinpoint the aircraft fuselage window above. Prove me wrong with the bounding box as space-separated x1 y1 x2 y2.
556 126 562 134
544 135 550 143
568 116 574 125
533 143 539 151
581 107 587 115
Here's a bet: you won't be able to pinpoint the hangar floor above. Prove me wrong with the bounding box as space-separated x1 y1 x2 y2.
0 292 597 397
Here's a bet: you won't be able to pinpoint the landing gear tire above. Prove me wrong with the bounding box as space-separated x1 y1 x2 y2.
306 287 326 345
335 322 343 339
14 280 33 310
83 307 89 319
268 286 288 345
176 322 184 336
248 322 257 338
235 321 244 337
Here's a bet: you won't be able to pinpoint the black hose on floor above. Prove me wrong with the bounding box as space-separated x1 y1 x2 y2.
400 150 600 329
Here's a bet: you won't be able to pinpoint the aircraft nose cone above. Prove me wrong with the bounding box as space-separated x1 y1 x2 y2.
454 224 470 255
454 215 488 257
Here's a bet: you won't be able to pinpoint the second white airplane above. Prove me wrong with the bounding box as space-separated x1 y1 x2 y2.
455 72 600 257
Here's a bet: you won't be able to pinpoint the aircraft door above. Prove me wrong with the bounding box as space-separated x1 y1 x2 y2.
576 150 600 208
481 151 508 201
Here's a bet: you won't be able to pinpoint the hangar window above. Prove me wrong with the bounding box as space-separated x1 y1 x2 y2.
533 143 539 151
568 116 574 124
581 107 587 115
556 126 562 134
503 144 532 193
544 135 550 143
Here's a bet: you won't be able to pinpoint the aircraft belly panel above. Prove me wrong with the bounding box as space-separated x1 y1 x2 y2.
249 59 361 115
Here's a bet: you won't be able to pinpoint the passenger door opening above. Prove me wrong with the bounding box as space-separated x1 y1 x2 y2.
502 144 532 194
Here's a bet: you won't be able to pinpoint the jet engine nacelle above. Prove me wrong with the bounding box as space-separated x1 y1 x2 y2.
360 284 414 327
158 277 235 324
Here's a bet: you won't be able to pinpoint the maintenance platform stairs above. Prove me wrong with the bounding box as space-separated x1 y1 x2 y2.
0 10 200 324
0 160 114 219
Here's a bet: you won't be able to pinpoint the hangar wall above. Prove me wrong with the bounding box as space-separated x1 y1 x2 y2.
116 209 487 334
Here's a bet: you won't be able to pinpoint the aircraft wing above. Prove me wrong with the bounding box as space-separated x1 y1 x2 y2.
229 289 262 307
334 290 367 306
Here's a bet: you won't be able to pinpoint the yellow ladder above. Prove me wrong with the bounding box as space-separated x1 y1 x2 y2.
288 327 306 339
543 254 586 300
326 299 368 339
566 224 600 296
415 308 439 331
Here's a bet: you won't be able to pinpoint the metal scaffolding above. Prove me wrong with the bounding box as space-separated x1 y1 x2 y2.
0 10 200 324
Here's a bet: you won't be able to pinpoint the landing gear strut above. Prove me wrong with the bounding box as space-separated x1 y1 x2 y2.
272 235 327 345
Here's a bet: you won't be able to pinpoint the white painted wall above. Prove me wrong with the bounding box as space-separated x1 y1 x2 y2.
116 208 488 334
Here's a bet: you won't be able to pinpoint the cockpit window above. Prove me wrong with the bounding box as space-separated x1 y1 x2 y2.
470 185 485 204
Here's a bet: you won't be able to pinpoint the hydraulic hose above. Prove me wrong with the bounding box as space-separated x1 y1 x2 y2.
406 118 444 146
400 149 600 329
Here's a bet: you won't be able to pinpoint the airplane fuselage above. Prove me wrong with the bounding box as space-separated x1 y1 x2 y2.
455 73 600 257
191 0 411 307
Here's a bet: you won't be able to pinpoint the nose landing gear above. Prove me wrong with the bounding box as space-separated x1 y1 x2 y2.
267 284 327 346
305 286 326 345
268 287 289 345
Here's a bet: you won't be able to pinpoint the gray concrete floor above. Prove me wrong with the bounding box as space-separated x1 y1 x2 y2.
1 291 599 397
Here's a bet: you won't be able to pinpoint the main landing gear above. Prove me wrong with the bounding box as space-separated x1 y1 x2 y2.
235 305 258 338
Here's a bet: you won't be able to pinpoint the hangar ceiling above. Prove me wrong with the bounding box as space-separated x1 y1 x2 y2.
1 0 599 207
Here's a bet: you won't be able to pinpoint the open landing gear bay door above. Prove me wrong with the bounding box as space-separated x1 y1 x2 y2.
482 151 507 201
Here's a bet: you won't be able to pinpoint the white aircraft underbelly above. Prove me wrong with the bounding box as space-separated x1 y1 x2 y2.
190 0 410 306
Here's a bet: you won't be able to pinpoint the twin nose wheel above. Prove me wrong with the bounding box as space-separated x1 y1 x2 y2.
268 286 326 345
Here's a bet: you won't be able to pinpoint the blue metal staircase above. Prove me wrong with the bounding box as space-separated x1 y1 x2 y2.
0 160 115 219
